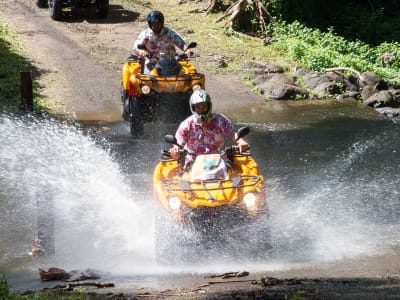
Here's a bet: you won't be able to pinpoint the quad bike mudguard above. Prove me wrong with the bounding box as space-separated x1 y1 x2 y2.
153 152 266 222
153 127 267 223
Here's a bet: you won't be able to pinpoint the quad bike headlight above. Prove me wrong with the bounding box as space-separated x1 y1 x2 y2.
168 196 181 210
243 192 257 210
141 85 151 94
192 84 201 91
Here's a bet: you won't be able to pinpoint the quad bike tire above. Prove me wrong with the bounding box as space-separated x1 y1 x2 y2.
120 86 130 122
37 0 48 8
129 96 144 138
49 0 62 20
96 0 109 18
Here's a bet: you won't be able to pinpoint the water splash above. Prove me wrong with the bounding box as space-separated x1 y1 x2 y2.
0 114 155 273
2 112 400 280
267 130 400 264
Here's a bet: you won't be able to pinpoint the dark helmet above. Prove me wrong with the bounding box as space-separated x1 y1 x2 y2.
147 11 164 28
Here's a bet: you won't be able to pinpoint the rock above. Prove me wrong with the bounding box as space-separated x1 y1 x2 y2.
375 107 400 124
336 91 360 100
361 85 377 101
39 268 70 281
313 81 342 97
363 89 400 107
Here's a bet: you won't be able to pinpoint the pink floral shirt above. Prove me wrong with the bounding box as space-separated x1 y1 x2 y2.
133 27 185 58
175 113 236 160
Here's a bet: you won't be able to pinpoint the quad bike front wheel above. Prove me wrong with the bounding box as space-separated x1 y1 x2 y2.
49 0 62 20
129 96 144 138
120 86 130 122
37 0 48 8
96 0 109 18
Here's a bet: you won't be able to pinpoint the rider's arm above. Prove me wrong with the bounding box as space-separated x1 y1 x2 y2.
235 135 249 153
133 31 148 58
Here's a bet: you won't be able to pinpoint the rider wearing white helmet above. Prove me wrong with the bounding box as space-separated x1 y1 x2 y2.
169 90 248 161
189 89 213 122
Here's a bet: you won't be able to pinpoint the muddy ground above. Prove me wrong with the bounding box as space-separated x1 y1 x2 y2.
2 0 400 299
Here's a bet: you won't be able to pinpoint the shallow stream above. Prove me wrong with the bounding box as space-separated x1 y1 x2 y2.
1 100 399 291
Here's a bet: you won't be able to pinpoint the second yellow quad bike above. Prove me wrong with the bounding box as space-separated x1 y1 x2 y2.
121 42 205 138
153 127 270 264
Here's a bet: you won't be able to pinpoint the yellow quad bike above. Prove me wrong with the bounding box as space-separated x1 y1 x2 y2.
121 42 205 138
153 127 270 264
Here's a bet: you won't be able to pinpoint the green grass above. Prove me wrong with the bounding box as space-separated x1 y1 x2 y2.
268 20 400 83
0 21 59 114
1 274 94 300
0 22 33 113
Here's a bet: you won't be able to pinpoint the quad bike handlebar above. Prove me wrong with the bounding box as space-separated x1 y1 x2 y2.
135 41 197 61
160 127 250 161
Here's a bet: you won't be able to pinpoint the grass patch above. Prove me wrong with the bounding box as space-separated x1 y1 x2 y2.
269 21 400 83
1 273 95 300
0 22 33 113
0 21 57 114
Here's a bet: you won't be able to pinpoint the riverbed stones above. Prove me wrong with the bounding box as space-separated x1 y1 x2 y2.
243 60 400 123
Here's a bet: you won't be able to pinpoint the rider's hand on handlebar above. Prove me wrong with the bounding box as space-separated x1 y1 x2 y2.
236 138 249 153
184 49 194 57
168 145 180 159
137 49 148 58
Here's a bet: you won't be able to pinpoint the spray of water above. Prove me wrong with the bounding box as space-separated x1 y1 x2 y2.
2 113 400 280
0 114 157 274
267 130 400 265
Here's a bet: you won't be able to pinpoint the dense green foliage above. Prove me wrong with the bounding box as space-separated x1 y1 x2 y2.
267 0 400 45
268 20 400 82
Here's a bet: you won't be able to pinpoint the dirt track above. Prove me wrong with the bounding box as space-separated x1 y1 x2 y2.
2 1 400 298
0 0 263 121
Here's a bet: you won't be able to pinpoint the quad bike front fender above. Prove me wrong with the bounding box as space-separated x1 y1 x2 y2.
122 61 142 95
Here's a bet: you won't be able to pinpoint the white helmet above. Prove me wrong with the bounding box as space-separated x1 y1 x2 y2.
190 89 212 122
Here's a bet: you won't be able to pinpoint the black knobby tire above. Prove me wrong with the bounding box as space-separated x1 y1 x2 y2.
129 96 144 138
48 0 62 20
120 85 130 121
96 0 109 18
37 0 48 8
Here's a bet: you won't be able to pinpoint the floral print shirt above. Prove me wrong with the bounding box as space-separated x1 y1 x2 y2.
175 113 236 161
133 27 185 58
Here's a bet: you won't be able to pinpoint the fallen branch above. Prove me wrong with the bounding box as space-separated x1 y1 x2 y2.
205 271 249 279
45 281 115 291
325 67 362 80
208 279 254 285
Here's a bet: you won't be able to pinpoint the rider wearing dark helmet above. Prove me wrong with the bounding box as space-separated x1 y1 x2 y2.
133 10 193 74
169 90 248 162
